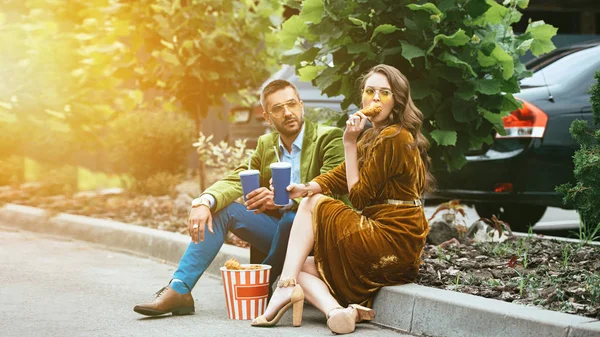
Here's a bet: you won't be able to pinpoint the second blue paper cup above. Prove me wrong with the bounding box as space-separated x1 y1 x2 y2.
271 162 291 206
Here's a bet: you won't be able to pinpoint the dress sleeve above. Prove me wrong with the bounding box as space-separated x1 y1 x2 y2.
312 161 347 196
349 132 409 209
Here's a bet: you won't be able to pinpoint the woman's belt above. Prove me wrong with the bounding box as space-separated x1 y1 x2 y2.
382 199 422 206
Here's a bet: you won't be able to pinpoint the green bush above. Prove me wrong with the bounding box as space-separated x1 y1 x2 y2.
106 111 195 183
131 172 183 197
556 70 600 241
279 0 556 170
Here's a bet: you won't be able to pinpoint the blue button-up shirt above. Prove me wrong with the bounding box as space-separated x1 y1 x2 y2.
278 123 304 186
277 124 304 209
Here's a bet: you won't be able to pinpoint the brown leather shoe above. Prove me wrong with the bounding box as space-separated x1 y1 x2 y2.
133 285 194 316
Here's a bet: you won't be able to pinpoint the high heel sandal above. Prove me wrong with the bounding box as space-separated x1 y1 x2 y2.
327 304 376 334
251 278 304 327
349 304 376 323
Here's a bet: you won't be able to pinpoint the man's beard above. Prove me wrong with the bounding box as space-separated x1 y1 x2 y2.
278 116 303 137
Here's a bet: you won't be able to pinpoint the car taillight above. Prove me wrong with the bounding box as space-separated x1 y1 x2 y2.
496 99 548 139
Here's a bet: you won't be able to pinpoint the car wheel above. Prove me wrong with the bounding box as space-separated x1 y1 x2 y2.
474 203 547 232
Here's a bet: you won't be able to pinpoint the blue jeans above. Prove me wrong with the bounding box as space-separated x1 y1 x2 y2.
262 210 295 289
171 202 295 294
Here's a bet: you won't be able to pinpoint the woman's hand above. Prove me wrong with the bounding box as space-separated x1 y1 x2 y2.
344 111 368 143
286 183 308 199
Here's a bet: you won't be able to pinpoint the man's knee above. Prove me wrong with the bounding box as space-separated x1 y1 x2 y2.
211 202 246 225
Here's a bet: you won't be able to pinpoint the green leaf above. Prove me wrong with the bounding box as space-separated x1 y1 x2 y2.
431 130 457 146
428 29 470 54
475 79 502 95
472 0 508 26
469 134 493 150
456 81 476 100
516 0 530 9
300 0 324 24
278 15 308 48
440 52 477 78
502 94 523 112
348 17 367 31
491 45 514 80
526 21 558 56
516 38 533 55
477 50 497 67
465 0 491 19
406 3 442 16
452 97 478 122
371 24 400 41
480 107 507 129
346 43 370 54
298 65 326 82
444 148 467 171
400 41 425 66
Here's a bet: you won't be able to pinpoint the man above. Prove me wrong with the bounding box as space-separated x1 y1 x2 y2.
133 79 345 316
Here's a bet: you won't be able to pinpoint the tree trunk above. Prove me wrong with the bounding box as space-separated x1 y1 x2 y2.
196 101 207 191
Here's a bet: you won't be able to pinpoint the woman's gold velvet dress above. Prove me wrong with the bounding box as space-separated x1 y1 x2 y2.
311 125 428 307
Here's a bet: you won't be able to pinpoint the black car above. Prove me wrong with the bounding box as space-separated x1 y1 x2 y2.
430 41 600 231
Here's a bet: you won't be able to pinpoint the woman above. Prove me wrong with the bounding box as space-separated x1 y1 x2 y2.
251 64 433 334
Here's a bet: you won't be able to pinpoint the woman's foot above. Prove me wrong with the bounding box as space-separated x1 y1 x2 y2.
327 305 375 334
251 278 304 327
260 286 294 321
327 307 357 334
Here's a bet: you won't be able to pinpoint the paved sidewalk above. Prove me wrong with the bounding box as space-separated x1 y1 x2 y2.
0 228 407 337
1 203 599 337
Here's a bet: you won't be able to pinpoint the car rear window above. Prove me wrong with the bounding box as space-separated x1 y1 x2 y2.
521 45 600 86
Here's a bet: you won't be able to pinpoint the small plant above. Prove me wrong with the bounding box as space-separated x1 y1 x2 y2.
436 245 445 263
522 248 529 269
478 215 513 242
194 133 253 177
556 70 600 245
561 243 571 270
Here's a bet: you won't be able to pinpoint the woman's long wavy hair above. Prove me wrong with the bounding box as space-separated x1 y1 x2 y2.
358 64 435 192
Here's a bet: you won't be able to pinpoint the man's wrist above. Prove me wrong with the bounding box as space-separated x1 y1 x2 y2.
191 196 212 209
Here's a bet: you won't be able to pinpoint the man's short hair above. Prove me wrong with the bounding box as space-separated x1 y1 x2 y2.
260 79 301 112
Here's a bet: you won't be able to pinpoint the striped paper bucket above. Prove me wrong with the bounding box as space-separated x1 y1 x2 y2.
220 264 271 320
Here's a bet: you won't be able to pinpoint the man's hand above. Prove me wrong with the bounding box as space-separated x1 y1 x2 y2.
188 206 213 243
245 187 279 214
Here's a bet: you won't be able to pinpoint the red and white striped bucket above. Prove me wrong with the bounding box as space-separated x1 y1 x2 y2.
220 264 271 320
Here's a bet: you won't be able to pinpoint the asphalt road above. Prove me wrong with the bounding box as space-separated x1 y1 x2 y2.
0 228 409 337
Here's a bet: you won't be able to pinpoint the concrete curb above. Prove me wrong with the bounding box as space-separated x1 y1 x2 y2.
0 204 248 277
1 203 599 337
373 284 600 337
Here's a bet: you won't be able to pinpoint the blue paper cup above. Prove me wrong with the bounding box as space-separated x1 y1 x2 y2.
270 162 291 206
239 170 260 212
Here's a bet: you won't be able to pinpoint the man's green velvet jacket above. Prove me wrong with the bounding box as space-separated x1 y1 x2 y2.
203 120 347 213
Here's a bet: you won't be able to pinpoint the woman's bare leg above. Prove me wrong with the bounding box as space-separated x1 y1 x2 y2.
258 194 322 320
297 258 358 321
